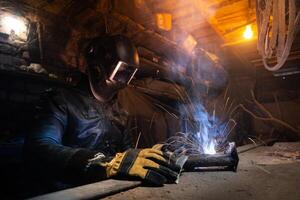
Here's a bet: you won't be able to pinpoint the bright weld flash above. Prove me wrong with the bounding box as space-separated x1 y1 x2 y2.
206 141 217 155
243 24 253 40
2 15 27 35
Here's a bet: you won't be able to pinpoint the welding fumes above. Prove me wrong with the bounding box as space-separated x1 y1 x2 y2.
192 103 220 155
174 48 229 156
169 46 240 171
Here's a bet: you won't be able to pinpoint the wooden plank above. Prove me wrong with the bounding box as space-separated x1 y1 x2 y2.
29 179 141 200
29 140 276 200
237 139 276 153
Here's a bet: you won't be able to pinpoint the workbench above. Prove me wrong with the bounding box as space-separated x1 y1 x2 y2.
31 142 300 200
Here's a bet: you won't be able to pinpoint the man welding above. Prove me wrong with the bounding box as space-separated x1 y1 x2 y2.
25 35 179 192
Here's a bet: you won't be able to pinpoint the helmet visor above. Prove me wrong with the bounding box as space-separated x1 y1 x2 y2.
108 61 138 85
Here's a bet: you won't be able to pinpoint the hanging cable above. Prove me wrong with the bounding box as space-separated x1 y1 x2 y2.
256 0 300 71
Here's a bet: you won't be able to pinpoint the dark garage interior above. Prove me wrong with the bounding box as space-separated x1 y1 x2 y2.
0 0 300 199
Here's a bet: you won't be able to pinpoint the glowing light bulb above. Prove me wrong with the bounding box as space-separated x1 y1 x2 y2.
243 24 253 40
2 16 26 35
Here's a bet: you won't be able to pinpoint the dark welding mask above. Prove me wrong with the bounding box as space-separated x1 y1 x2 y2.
85 35 139 102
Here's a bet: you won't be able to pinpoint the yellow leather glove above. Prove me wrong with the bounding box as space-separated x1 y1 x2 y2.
102 148 180 186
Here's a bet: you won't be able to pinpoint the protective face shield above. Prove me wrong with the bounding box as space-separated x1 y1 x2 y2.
107 61 138 85
85 35 139 102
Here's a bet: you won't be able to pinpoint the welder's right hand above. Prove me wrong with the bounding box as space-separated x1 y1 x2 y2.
103 148 180 186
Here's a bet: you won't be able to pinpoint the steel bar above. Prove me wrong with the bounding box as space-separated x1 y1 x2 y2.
183 142 239 172
184 153 238 172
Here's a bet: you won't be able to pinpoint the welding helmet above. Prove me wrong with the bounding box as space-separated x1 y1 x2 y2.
85 35 139 102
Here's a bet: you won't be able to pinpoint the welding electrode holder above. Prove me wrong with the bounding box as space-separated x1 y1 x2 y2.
183 142 239 172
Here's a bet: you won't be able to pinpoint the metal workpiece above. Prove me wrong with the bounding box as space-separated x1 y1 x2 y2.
184 142 239 172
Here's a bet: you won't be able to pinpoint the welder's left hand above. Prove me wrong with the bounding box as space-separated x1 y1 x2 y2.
102 148 180 186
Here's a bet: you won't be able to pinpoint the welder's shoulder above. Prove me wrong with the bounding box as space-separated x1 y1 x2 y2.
38 87 79 110
40 87 90 110
41 87 80 100
40 87 66 102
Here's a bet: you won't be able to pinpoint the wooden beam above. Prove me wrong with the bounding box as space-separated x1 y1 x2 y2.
252 51 300 67
29 179 141 200
111 11 190 59
192 0 225 42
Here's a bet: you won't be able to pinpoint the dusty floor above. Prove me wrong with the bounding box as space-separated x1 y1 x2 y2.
104 143 300 200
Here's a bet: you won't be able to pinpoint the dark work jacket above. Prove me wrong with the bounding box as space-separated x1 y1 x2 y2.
25 82 132 188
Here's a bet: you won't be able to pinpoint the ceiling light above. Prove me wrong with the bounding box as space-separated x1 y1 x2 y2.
243 24 253 40
0 14 27 40
155 13 172 31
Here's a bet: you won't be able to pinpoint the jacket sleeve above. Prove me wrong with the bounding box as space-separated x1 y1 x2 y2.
25 89 107 184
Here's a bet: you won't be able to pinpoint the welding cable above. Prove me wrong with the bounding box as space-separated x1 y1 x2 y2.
256 0 300 71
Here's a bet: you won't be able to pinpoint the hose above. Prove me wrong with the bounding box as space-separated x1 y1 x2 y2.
256 0 300 71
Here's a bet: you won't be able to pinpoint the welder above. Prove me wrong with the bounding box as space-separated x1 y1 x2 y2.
24 35 179 193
